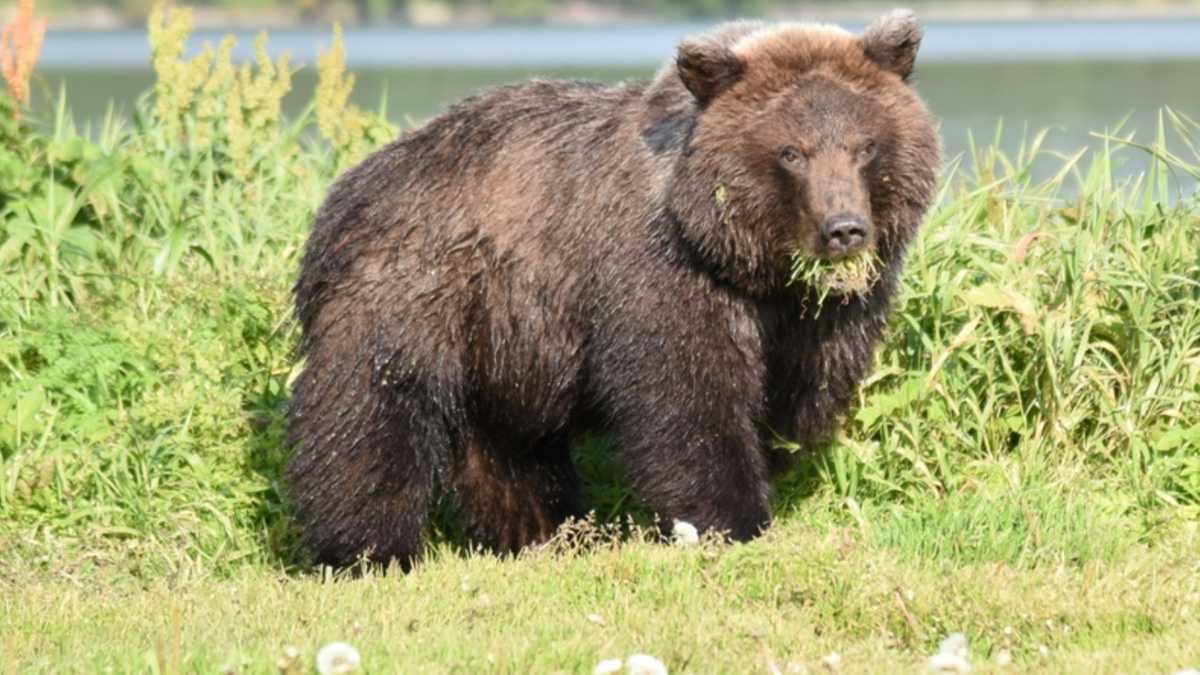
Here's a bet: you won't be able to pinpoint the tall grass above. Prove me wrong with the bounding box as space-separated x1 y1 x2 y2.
810 116 1200 521
0 8 394 576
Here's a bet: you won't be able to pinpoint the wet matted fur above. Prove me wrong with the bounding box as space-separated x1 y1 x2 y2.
288 10 940 570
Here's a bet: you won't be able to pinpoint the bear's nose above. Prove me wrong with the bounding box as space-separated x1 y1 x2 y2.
821 216 870 256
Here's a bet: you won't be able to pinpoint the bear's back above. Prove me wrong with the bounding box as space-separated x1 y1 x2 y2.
296 79 658 325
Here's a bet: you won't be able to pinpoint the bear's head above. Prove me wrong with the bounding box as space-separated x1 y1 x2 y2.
647 10 940 299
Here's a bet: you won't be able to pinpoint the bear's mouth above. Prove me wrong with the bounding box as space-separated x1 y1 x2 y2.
787 250 883 301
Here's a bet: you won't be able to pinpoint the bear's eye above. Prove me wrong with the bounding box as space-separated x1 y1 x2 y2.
779 146 804 166
858 138 878 162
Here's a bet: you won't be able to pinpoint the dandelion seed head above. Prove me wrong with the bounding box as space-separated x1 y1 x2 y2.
626 653 668 675
672 520 699 546
276 644 301 672
938 633 969 659
593 658 624 675
928 653 970 674
927 632 970 673
995 649 1013 668
316 642 362 675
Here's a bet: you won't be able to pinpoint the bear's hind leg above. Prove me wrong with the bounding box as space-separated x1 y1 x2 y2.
287 360 446 571
449 433 585 554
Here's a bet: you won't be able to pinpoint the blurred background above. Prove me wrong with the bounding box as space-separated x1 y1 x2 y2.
16 0 1200 183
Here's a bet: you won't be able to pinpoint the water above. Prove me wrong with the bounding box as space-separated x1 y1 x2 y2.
29 19 1200 189
38 17 1200 67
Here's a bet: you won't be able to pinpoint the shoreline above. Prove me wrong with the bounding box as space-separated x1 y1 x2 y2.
35 14 1200 69
25 0 1200 31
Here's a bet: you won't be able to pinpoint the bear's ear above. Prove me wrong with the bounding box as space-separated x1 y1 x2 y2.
860 9 924 81
676 37 746 105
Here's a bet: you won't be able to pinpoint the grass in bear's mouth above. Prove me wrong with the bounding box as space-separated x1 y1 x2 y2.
788 250 883 304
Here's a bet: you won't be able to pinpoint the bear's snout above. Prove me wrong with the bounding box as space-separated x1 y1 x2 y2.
821 215 870 257
798 146 876 262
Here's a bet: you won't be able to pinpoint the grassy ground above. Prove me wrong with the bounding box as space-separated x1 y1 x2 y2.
3 8 1200 674
4 519 1199 674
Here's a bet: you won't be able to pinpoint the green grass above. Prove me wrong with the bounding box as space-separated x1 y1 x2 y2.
3 21 1200 672
4 522 1199 673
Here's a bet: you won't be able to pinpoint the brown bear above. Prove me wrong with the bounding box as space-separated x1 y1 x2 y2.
287 9 940 570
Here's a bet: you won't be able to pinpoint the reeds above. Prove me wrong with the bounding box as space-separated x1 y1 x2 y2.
825 115 1200 518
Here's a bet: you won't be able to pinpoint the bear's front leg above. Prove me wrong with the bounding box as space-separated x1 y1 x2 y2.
597 291 773 542
615 377 772 541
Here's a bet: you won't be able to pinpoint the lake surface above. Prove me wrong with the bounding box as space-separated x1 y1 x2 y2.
30 19 1200 189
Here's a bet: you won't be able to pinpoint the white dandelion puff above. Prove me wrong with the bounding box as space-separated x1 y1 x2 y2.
626 653 668 675
672 520 699 546
938 633 969 659
821 652 842 673
276 645 301 673
928 632 970 673
928 653 970 673
593 658 624 675
316 642 362 675
995 649 1013 668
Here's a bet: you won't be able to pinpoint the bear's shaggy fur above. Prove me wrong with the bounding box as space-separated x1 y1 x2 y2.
287 10 940 569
